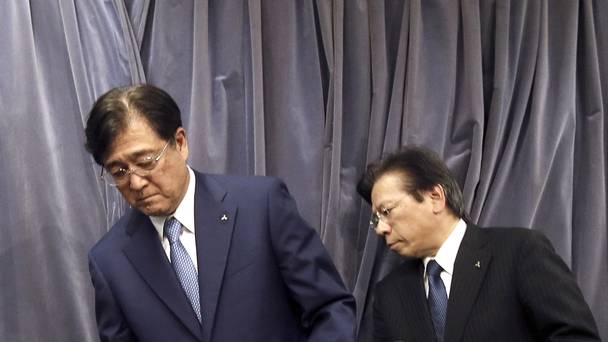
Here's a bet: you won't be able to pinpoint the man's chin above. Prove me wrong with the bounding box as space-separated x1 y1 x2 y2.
133 199 171 216
388 243 417 258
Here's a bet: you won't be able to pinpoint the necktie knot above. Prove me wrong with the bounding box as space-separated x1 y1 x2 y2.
427 259 443 278
164 217 182 244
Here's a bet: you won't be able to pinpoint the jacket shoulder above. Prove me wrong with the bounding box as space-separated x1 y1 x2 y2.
474 226 551 247
89 210 135 260
199 172 285 191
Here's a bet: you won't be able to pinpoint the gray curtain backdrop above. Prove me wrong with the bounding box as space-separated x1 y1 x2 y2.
0 1 605 341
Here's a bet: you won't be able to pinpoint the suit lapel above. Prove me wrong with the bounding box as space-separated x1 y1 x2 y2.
193 173 237 342
122 211 203 340
444 225 492 342
395 260 437 341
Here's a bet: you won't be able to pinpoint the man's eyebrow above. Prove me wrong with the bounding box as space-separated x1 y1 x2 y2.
104 160 124 169
104 149 156 168
372 201 387 213
374 197 399 212
130 149 156 159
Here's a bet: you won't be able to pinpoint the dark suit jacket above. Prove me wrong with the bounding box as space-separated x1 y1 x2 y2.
89 172 356 342
373 225 600 342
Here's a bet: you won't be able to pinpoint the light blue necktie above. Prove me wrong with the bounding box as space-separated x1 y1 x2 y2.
427 260 447 342
164 217 201 322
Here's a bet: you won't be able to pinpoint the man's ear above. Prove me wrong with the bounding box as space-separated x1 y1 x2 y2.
428 184 447 214
174 127 189 159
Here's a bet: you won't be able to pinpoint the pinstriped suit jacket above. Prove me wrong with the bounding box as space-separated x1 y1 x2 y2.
372 225 600 342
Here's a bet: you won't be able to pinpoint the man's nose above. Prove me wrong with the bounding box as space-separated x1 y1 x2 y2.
128 172 148 190
374 219 391 235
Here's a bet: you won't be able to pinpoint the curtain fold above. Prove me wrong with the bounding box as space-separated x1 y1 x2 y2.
352 1 607 340
572 0 608 330
0 1 138 341
0 1 606 341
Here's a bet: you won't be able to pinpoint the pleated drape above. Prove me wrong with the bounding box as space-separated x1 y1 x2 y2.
0 1 605 341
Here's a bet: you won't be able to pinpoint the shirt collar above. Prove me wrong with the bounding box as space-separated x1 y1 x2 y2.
423 218 467 276
150 166 196 239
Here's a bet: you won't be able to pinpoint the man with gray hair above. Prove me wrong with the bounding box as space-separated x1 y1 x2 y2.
85 84 356 342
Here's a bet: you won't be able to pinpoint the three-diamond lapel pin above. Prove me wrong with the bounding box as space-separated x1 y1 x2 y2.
474 260 481 269
220 213 229 222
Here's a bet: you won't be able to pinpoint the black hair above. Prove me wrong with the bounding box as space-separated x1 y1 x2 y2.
84 84 182 165
357 145 469 220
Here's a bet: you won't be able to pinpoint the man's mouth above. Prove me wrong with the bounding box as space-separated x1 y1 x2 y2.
137 194 156 202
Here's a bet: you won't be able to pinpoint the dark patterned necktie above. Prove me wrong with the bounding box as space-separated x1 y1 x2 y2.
164 217 201 322
427 260 447 342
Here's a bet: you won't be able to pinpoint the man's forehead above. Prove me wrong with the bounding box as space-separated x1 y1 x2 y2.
104 138 164 167
103 116 164 162
371 175 407 207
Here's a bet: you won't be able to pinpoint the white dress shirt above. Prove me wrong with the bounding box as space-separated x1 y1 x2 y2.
149 166 198 269
423 219 467 297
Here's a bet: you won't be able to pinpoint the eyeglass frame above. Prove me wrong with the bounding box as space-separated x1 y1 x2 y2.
369 195 408 231
100 140 172 186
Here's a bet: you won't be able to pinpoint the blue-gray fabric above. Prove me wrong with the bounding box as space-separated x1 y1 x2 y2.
0 1 606 341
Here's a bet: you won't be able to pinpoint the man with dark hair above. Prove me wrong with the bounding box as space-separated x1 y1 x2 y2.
358 145 599 342
85 84 356 342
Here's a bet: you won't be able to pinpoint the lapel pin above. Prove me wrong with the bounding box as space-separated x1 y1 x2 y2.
220 213 229 222
474 261 481 269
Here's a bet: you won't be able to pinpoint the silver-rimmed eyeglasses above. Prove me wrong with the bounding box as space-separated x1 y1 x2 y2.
369 195 407 230
100 141 171 186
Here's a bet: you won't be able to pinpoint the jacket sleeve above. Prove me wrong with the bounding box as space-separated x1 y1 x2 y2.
266 178 357 342
516 230 600 341
89 256 138 342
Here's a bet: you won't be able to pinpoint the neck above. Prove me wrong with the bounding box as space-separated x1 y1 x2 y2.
429 214 461 257
167 165 191 216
